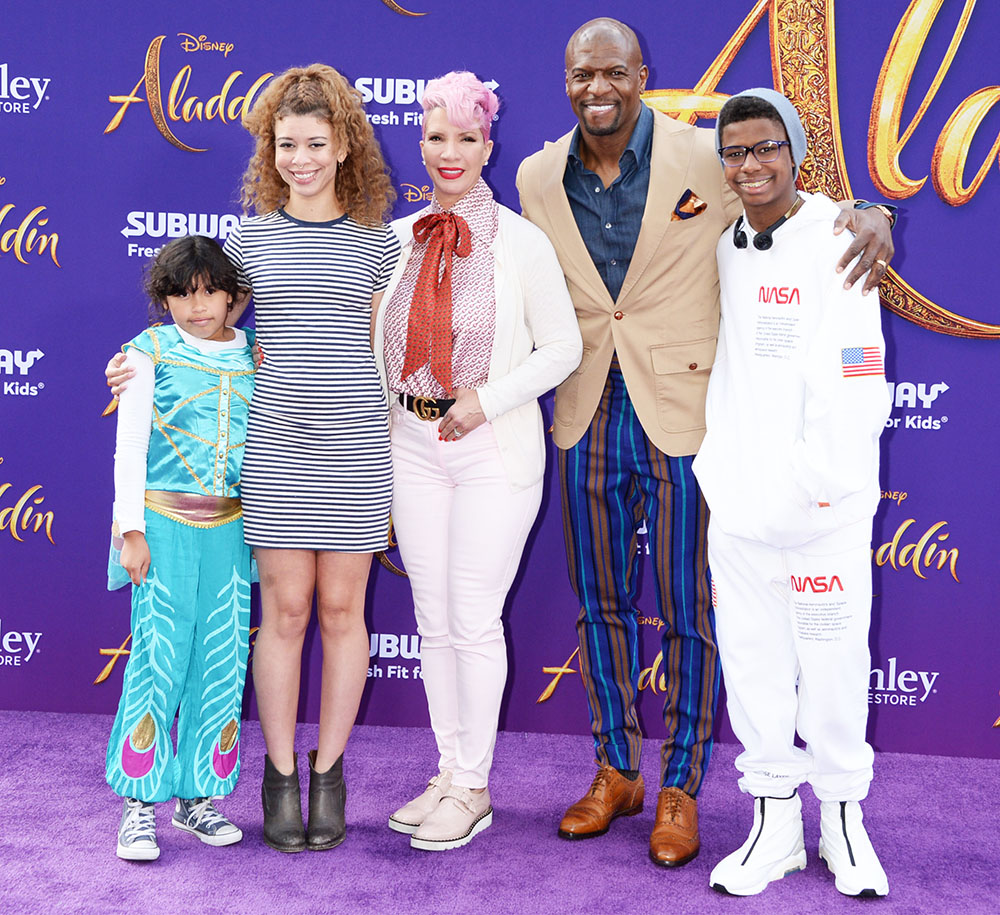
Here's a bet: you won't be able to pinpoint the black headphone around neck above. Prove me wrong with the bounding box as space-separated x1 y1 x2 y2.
732 195 803 250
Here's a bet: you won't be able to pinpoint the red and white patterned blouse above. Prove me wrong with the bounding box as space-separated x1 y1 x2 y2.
383 178 499 397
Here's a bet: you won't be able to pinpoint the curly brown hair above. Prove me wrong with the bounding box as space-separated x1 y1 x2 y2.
239 64 395 225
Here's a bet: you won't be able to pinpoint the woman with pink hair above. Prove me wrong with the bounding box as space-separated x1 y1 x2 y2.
374 71 581 850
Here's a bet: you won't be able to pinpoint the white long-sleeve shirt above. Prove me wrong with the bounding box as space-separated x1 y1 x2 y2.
693 193 890 549
113 325 248 534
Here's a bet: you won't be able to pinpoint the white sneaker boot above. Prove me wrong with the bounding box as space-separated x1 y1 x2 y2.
388 770 453 834
819 800 889 897
410 785 492 851
710 791 807 895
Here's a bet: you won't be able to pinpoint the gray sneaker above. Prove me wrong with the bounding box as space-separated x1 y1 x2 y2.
117 797 159 861
172 797 243 846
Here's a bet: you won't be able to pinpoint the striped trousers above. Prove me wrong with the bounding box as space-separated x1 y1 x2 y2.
559 365 719 795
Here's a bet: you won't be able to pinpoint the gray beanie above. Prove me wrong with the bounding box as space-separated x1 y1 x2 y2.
714 87 807 178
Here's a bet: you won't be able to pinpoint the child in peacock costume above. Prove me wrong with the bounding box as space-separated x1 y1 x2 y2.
105 235 255 861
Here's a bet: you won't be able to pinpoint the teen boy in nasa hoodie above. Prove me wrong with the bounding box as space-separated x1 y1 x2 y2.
692 88 891 899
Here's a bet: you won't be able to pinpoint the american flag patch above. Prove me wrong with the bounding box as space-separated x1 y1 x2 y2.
841 346 884 378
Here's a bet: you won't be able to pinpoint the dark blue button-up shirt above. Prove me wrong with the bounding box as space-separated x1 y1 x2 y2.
563 102 653 303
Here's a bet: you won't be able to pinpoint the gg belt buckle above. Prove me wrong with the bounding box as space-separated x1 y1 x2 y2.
413 397 439 421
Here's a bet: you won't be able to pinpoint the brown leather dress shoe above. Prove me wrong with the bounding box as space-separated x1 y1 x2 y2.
649 786 700 867
558 763 644 839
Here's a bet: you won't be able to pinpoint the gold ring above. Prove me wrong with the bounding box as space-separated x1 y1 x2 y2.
875 259 888 269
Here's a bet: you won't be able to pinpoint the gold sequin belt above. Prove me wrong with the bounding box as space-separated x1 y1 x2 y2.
144 490 243 528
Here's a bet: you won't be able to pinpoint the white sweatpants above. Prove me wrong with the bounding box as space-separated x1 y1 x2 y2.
389 404 543 788
709 520 875 801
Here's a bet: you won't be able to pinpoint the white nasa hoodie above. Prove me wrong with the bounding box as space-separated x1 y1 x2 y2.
692 193 891 549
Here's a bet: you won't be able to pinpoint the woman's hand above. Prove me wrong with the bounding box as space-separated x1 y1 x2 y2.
106 352 135 397
439 388 486 442
252 340 264 369
120 531 151 586
834 205 895 294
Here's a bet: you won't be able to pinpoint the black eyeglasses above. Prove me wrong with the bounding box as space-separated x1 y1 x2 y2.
717 140 791 167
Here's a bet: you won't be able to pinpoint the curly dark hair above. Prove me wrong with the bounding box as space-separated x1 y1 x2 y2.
145 235 249 324
239 63 395 225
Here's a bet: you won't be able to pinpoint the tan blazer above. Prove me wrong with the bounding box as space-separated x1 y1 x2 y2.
516 109 741 457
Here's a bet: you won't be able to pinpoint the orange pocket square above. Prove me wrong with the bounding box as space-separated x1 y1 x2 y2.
671 189 708 221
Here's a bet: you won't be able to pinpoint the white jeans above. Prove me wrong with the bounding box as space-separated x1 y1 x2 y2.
709 520 875 801
390 404 543 788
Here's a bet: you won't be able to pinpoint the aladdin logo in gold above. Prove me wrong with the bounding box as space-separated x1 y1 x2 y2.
873 519 960 582
636 651 679 695
0 461 55 545
380 0 427 15
178 33 235 58
400 183 433 204
537 645 679 702
96 626 259 684
104 36 272 153
94 633 132 684
0 196 60 267
537 646 580 702
538 616 665 703
642 0 999 339
869 1 990 208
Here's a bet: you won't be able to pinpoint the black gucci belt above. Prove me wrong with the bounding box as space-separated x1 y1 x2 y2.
398 393 455 421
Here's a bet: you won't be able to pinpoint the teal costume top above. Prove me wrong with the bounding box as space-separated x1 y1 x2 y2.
107 325 256 589
124 325 256 497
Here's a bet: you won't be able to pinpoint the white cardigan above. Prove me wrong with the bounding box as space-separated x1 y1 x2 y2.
374 204 583 491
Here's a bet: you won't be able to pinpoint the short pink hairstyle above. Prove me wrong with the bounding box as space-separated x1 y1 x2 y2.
420 71 499 140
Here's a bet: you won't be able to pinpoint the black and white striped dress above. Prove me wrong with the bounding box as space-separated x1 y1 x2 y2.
224 209 401 550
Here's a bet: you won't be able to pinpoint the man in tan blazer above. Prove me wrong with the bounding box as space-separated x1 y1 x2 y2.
516 17 893 868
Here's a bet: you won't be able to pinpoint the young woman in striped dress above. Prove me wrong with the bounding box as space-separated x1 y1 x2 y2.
222 64 400 853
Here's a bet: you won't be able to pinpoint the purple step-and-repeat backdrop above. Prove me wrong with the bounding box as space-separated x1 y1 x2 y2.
2 0 997 759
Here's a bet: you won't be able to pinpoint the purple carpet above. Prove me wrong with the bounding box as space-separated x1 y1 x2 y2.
1 709 996 913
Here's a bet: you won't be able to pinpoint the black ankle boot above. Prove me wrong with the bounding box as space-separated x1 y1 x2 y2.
262 754 306 853
307 750 346 850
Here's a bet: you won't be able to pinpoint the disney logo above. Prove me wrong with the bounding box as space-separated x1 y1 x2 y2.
400 183 432 203
178 33 235 57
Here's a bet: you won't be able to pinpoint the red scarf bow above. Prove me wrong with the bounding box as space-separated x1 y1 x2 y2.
400 210 473 393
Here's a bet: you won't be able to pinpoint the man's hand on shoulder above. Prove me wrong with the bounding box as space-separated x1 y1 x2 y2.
833 203 895 295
